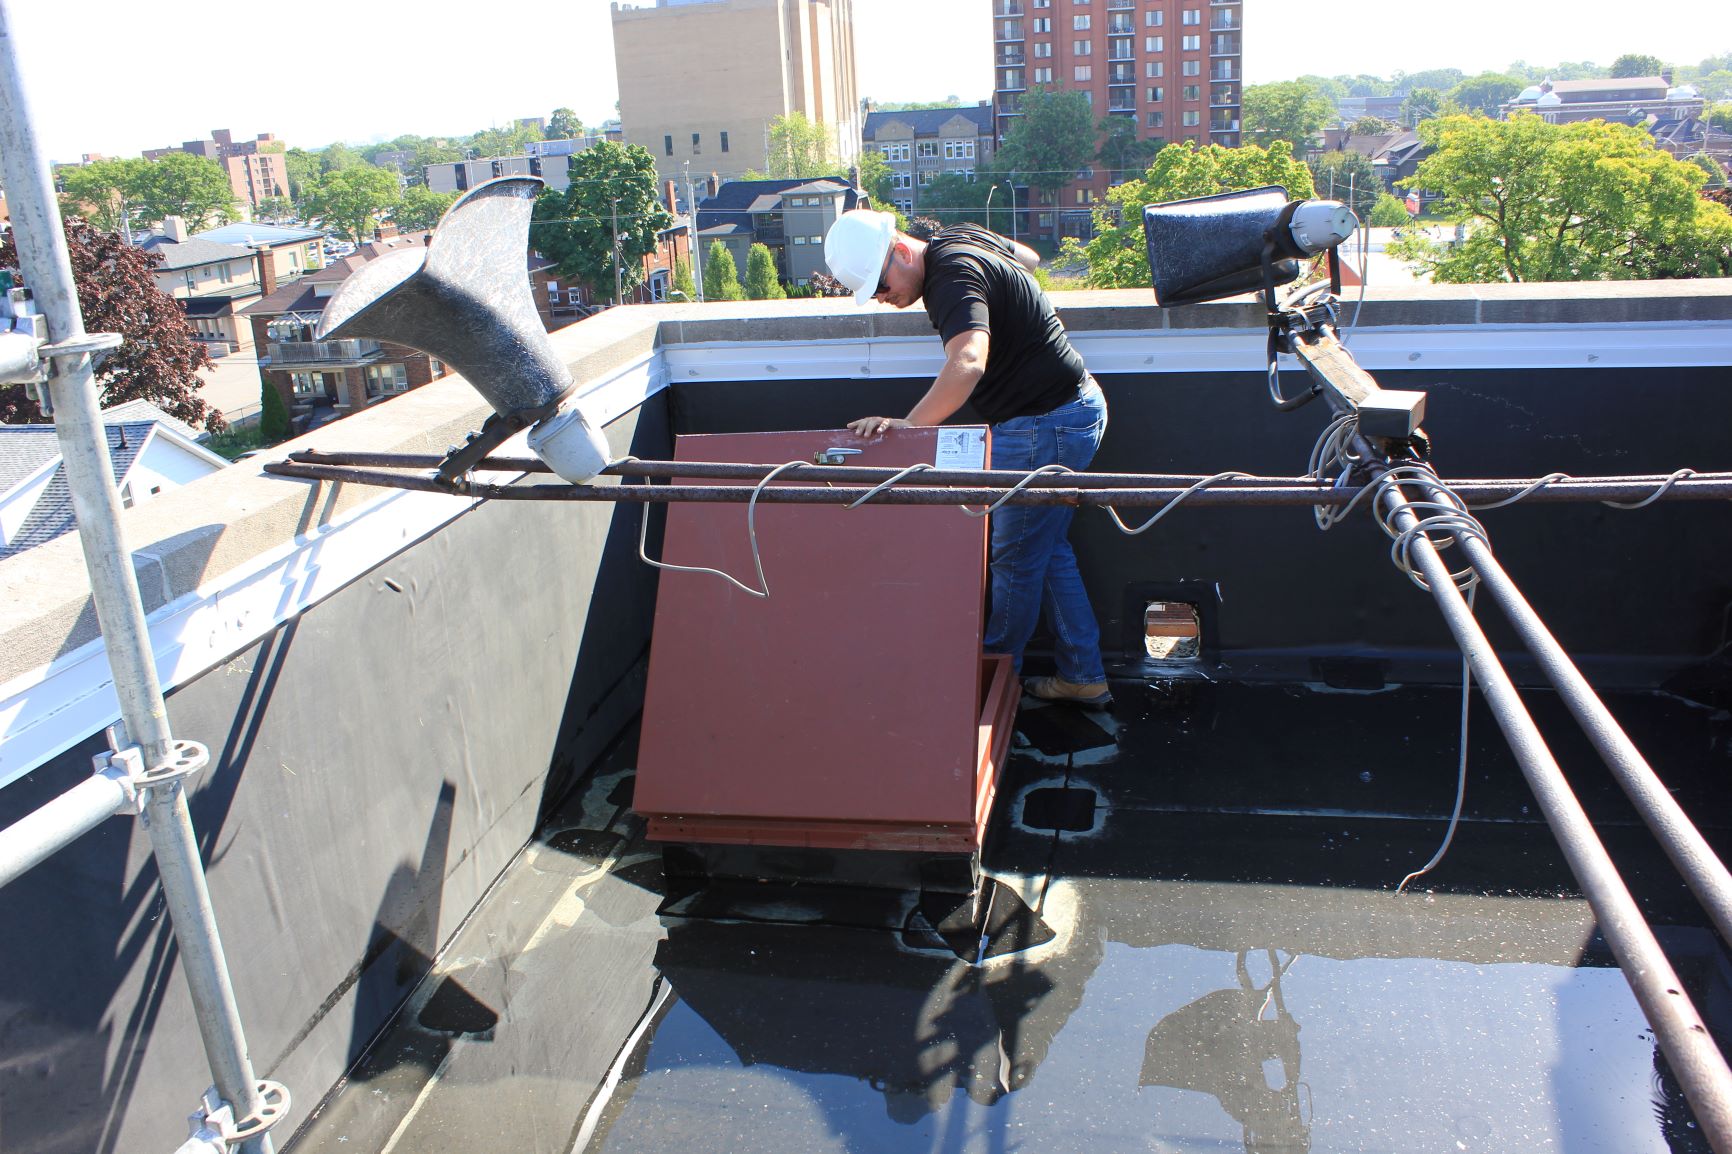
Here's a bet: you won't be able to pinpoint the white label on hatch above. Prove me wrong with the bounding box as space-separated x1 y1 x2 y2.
934 428 987 471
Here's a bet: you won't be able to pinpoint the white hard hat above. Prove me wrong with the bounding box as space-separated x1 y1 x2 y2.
824 209 896 305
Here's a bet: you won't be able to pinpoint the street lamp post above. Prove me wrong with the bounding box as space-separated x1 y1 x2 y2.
1003 180 1017 245
984 183 998 233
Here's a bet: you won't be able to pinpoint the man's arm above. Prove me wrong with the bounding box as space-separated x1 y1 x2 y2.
1008 239 1040 272
847 329 989 435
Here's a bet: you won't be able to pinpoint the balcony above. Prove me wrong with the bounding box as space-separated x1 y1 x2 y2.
1107 16 1134 34
1210 117 1240 132
997 18 1023 40
1210 33 1241 56
1211 61 1240 81
1210 10 1238 29
992 0 1021 14
996 45 1025 66
264 338 383 367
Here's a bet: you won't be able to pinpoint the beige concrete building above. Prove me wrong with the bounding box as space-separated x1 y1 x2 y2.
612 0 861 191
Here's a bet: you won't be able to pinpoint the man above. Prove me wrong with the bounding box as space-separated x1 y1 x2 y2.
823 209 1111 709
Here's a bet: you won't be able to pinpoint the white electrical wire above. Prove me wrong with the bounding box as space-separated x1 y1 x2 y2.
634 459 809 599
957 463 1076 517
1099 471 1254 536
1397 582 1476 895
1341 207 1369 347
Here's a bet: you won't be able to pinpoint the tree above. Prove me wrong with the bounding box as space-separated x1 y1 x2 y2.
995 87 1097 211
1370 193 1413 227
135 153 238 231
1064 140 1316 288
468 123 542 159
1389 114 1732 282
393 186 457 232
744 243 786 299
1611 53 1667 78
255 195 295 223
258 377 292 443
529 141 673 300
1401 87 1445 127
1447 73 1525 116
58 157 150 236
547 108 585 140
857 148 896 208
702 240 744 301
1707 102 1732 133
304 165 402 244
0 220 218 427
284 148 321 203
921 171 995 227
759 112 837 179
1097 115 1160 182
1310 150 1382 220
1397 68 1466 93
1351 116 1401 136
1242 80 1334 149
671 257 696 301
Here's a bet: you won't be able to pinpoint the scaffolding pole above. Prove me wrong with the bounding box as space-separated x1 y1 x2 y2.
0 4 280 1150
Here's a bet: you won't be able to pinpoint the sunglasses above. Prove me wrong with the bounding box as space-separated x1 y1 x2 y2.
874 251 893 297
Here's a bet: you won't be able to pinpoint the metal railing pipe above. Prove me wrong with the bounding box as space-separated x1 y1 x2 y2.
1414 473 1732 951
0 6 275 1149
0 770 129 890
1378 475 1732 1149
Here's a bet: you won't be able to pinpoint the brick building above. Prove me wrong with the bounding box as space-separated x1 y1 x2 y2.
992 0 1242 240
143 128 288 212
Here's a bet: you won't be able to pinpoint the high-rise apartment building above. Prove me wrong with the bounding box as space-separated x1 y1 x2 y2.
993 0 1242 240
612 0 861 194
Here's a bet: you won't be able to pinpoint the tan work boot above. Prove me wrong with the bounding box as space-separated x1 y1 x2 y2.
1024 676 1114 710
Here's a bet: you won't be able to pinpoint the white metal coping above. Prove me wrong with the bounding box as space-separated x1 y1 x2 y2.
2 319 1727 787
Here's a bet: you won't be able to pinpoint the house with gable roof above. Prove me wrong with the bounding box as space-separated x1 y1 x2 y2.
695 177 868 289
863 105 996 217
0 401 228 558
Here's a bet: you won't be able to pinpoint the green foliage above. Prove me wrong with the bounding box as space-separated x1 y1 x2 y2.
394 186 457 232
1 221 216 426
922 171 994 227
468 123 542 158
530 141 673 300
671 257 696 301
869 98 964 112
1708 102 1732 133
1295 75 1349 105
1397 68 1466 93
1610 53 1667 78
1351 116 1401 136
1506 59 1606 84
548 108 585 140
284 148 321 202
1401 87 1445 127
857 148 896 208
319 142 365 173
304 166 402 244
1446 73 1525 116
1687 153 1729 189
1390 114 1732 282
1069 140 1316 288
1097 115 1160 181
254 195 295 223
258 378 292 442
1242 81 1334 149
1370 193 1413 227
135 153 239 230
703 240 744 301
1310 151 1382 219
58 157 150 235
995 87 1097 204
744 243 786 299
761 113 839 179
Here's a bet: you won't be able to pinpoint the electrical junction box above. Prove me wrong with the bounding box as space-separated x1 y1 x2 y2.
633 427 1018 856
1358 390 1427 440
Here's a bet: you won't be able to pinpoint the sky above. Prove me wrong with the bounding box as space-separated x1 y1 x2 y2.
11 0 1730 164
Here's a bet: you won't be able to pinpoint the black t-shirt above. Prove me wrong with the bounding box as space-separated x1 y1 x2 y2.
921 223 1089 425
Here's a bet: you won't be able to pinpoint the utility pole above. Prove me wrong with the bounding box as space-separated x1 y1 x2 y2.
685 161 705 302
611 200 622 307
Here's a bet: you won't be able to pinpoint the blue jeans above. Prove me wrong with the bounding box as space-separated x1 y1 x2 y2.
984 381 1108 682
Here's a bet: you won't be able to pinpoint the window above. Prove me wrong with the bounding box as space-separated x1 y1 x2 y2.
365 362 409 397
1033 66 1053 82
721 131 730 153
1145 35 1163 51
290 372 320 397
918 141 939 157
1073 13 1089 28
1183 110 1201 126
1146 60 1164 76
881 143 910 162
1001 67 1024 88
1033 40 1052 57
547 280 559 299
1146 86 1164 102
1181 8 1201 23
894 198 914 214
691 132 701 154
1032 16 1050 32
894 172 912 189
1183 59 1201 75
1038 211 1054 229
664 134 673 156
944 140 977 159
566 288 583 304
1032 0 1049 6
1182 34 1200 50
1147 110 1165 127
793 235 807 245
1074 188 1092 204
1073 38 1091 54
1145 9 1163 24
1183 84 1201 100
918 169 934 185
1074 64 1092 81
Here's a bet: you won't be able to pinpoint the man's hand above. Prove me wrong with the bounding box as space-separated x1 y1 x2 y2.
847 416 911 437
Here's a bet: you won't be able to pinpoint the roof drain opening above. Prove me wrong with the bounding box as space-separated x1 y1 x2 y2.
1145 601 1201 661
